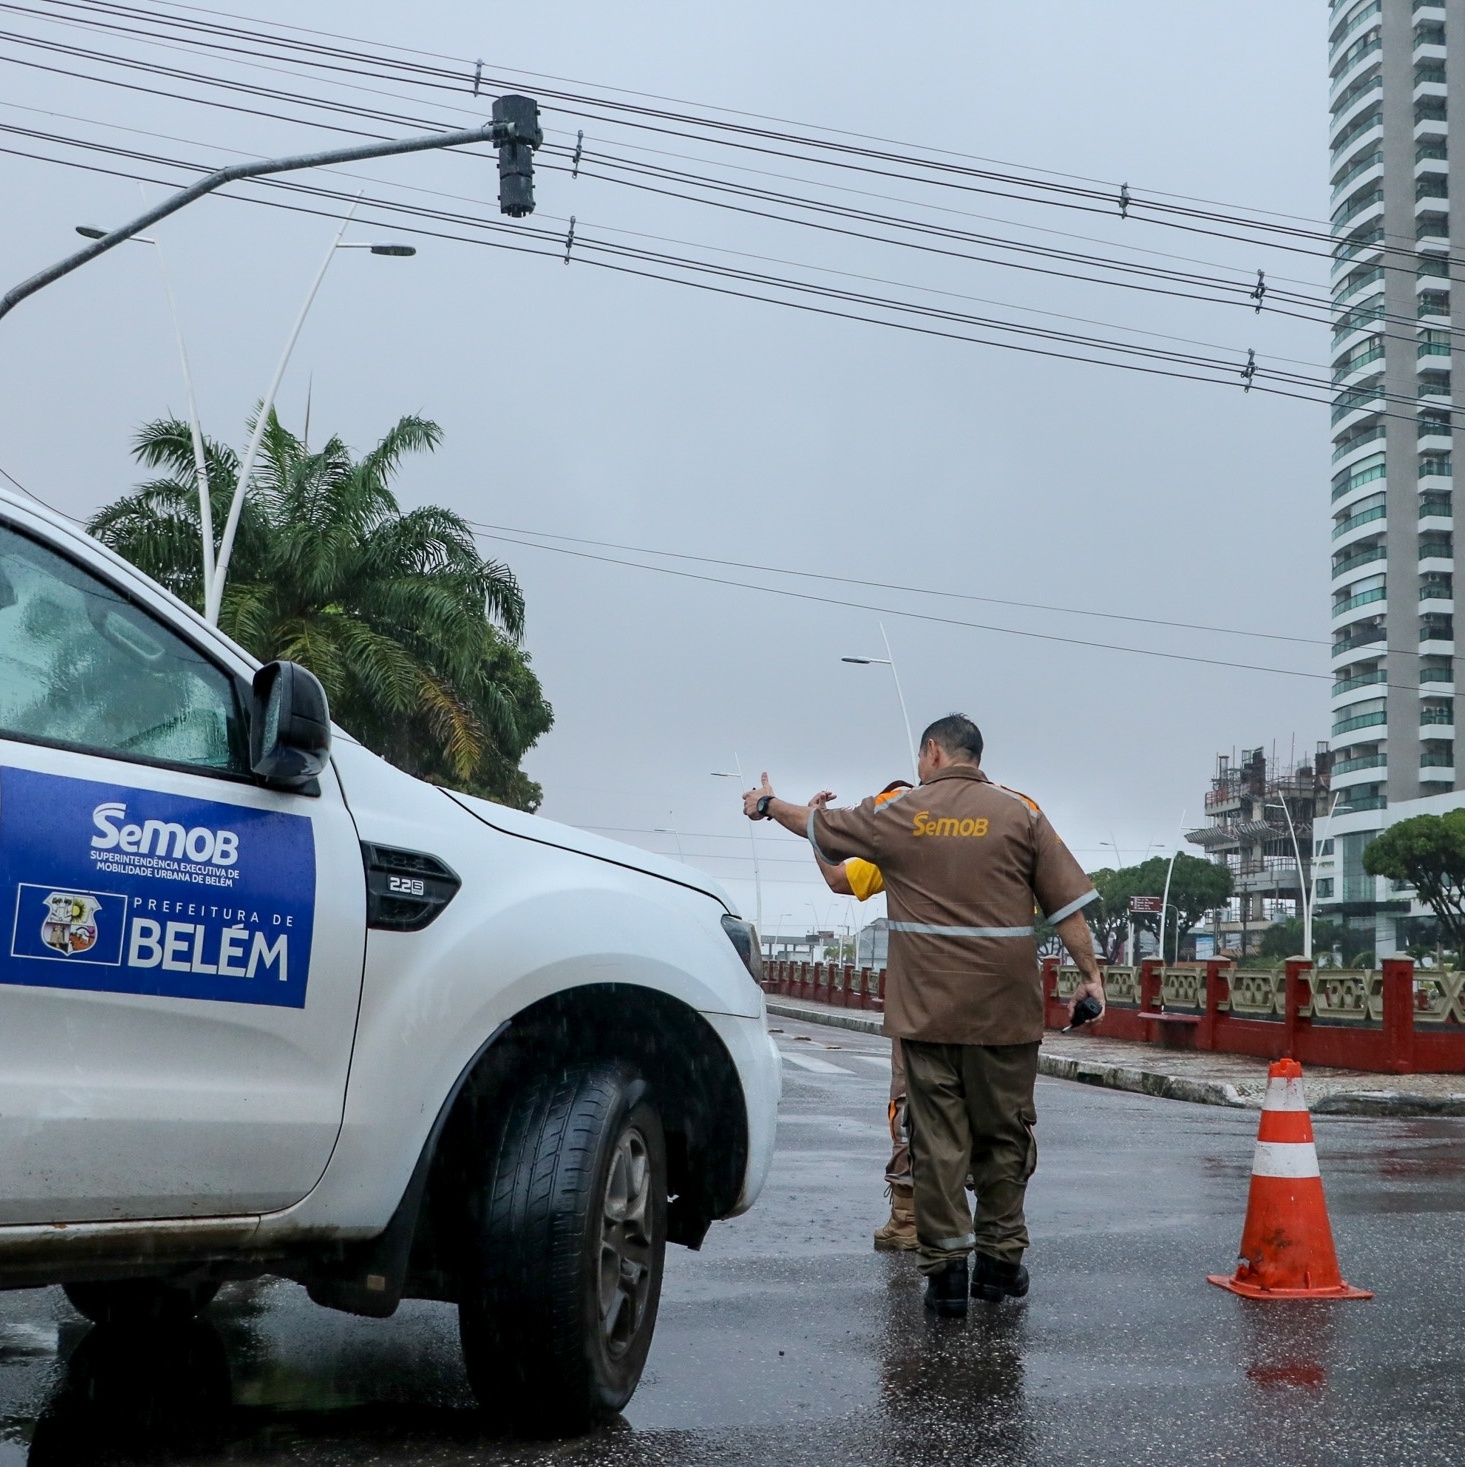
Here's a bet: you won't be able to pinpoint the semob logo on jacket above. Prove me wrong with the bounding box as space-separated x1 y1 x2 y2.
0 767 317 1008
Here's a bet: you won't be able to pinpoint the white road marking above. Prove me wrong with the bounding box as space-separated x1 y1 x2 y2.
779 1050 855 1074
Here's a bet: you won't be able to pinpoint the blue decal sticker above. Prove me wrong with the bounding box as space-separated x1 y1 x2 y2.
0 768 316 1008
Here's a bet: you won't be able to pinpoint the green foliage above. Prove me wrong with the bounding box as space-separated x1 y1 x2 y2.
1081 867 1132 960
1362 812 1465 952
1087 854 1234 962
1256 917 1344 964
89 410 552 810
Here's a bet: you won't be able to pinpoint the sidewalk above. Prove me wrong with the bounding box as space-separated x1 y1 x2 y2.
765 997 1465 1116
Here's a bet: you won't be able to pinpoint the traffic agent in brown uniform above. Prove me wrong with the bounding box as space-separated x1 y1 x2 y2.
744 713 1105 1318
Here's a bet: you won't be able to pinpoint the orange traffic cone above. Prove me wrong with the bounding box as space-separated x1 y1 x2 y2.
1208 1057 1371 1300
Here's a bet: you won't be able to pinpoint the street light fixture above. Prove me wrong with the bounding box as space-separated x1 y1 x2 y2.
841 621 918 779
206 208 416 624
77 222 216 605
652 826 687 868
1267 798 1313 961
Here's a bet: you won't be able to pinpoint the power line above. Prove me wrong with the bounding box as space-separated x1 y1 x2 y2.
9 5 1460 393
466 521 1330 648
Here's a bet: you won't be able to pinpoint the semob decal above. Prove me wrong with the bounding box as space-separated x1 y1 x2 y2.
0 767 316 1008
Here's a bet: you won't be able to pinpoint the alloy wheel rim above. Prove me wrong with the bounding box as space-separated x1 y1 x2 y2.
599 1124 653 1357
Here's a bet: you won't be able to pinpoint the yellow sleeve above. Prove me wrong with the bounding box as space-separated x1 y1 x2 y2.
844 858 885 901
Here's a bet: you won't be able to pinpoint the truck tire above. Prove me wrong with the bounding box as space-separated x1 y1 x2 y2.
458 1061 667 1436
63 1278 220 1327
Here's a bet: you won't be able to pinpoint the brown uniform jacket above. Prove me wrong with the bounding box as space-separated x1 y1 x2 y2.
811 764 1095 1046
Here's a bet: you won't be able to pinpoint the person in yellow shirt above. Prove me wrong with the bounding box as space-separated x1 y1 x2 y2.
811 780 915 1251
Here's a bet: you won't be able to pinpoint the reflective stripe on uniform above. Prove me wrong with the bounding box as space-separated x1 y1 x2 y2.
1045 888 1100 924
931 1231 976 1251
807 808 837 866
888 921 1035 938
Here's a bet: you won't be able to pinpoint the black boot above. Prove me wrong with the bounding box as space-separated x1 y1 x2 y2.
972 1251 1029 1302
922 1259 969 1318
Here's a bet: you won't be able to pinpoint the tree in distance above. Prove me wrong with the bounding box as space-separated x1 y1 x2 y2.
1086 855 1234 962
90 410 553 810
1362 811 1465 955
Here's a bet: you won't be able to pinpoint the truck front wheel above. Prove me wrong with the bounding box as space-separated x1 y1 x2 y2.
458 1061 667 1436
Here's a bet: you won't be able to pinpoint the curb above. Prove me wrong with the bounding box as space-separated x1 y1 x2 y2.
1035 1053 1247 1109
766 996 1465 1116
767 1000 883 1036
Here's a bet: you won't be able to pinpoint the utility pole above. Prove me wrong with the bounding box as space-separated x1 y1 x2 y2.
0 97 542 324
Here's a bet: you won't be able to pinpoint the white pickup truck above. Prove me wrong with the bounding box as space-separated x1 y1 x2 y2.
0 487 780 1435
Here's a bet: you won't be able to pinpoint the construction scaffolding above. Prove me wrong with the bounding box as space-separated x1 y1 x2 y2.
1186 742 1332 958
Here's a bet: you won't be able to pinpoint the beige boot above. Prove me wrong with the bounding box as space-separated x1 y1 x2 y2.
873 1184 918 1252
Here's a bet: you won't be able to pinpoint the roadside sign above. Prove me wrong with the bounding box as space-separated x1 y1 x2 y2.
1129 896 1164 913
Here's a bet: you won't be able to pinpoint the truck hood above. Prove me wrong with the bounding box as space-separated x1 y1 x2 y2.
442 790 735 913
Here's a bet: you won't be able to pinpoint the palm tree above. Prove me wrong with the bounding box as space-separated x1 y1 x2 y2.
89 410 553 809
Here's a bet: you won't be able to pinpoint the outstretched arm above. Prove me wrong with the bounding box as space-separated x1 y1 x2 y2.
805 789 855 893
742 772 817 839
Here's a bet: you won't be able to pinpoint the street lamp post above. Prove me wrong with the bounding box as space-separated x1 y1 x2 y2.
842 621 918 779
712 758 763 930
653 825 686 863
1 102 541 324
1157 810 1187 963
1268 795 1320 962
206 210 416 624
76 222 215 605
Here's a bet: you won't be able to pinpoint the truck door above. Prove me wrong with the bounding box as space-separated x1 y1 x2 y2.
0 519 366 1224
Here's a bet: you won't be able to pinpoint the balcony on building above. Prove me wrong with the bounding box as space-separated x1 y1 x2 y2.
1420 655 1454 690
1333 615 1387 661
1333 332 1384 385
1333 450 1387 508
1330 0 1379 53
1419 487 1453 534
1332 226 1385 279
1419 416 1454 453
1334 539 1387 586
1337 779 1388 814
1420 735 1454 787
1419 572 1454 614
1334 182 1386 237
1332 25 1383 96
1329 34 1380 107
1332 86 1382 150
1335 300 1386 351
1333 488 1385 545
1336 144 1386 203
1332 415 1386 465
1332 662 1387 706
1420 612 1455 654
1417 210 1451 251
1333 696 1388 739
1419 528 1454 570
1420 696 1454 740
1330 747 1387 789
1332 576 1387 628
1418 291 1451 324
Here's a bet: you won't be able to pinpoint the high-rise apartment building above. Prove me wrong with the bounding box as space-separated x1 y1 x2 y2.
1321 0 1465 958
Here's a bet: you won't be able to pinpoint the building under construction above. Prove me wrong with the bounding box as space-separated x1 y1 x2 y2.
1186 744 1332 957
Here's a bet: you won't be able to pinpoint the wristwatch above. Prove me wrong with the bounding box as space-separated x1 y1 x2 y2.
755 795 774 820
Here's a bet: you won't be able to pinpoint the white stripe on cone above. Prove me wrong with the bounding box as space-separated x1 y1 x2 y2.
1261 1075 1309 1112
1252 1140 1322 1179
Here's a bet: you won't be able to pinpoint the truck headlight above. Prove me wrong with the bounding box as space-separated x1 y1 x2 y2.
720 915 763 983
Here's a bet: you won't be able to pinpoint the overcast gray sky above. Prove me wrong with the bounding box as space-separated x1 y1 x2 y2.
0 1 1329 935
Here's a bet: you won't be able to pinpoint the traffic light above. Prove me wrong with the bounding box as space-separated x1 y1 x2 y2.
491 95 543 218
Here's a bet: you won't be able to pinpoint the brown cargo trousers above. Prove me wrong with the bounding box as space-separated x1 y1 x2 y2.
886 1037 911 1187
902 1039 1040 1274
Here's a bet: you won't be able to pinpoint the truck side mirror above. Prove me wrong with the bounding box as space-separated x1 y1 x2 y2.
249 661 331 789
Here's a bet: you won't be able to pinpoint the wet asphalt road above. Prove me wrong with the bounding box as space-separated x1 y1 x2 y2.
3 1016 1465 1465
